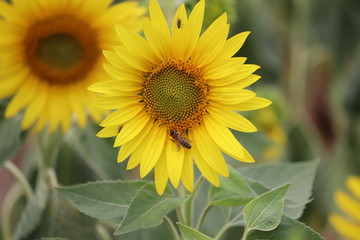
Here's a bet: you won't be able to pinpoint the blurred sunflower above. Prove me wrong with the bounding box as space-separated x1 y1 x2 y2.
90 0 271 194
330 176 360 240
0 0 145 132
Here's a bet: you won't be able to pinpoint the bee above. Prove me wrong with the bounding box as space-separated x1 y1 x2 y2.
170 130 191 150
176 17 182 29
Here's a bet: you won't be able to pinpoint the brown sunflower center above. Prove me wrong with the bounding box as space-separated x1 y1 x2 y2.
143 60 208 132
23 15 100 85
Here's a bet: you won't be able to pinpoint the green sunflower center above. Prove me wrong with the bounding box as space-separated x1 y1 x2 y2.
143 60 208 132
23 15 100 85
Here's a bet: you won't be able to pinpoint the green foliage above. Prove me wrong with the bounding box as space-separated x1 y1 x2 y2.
239 160 319 219
178 223 214 240
247 216 324 240
12 182 48 240
115 183 188 235
0 103 28 165
28 190 100 240
244 184 290 232
209 166 257 206
57 180 147 225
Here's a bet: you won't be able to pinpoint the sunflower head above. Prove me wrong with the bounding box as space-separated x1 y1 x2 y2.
0 0 145 132
90 0 271 194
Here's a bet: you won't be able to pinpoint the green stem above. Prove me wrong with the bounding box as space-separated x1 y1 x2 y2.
1 184 23 240
195 203 212 230
163 215 181 240
176 205 185 224
37 130 63 170
241 226 249 240
4 160 34 199
214 223 230 240
214 208 243 240
96 223 112 240
185 176 204 226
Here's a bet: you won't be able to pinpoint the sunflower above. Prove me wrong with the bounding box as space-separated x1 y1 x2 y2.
330 176 360 240
90 0 271 194
0 0 145 132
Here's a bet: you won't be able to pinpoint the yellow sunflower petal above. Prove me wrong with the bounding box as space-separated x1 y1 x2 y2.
138 124 167 177
209 89 256 105
171 4 188 60
142 18 171 62
0 22 23 46
180 150 194 192
207 103 257 132
166 136 184 188
241 143 255 163
114 46 151 73
203 57 247 80
69 85 87 127
91 95 141 110
191 145 220 187
335 190 360 222
115 25 158 64
97 125 120 138
114 112 150 146
191 125 229 177
203 115 245 161
329 214 360 240
118 121 153 163
95 2 145 31
0 67 29 98
22 81 48 129
103 64 143 83
218 31 250 60
154 151 169 195
346 176 360 200
149 0 171 40
46 87 62 132
103 50 141 74
234 96 272 111
0 1 13 19
100 104 143 127
192 13 229 68
5 75 39 118
185 0 205 58
207 65 259 87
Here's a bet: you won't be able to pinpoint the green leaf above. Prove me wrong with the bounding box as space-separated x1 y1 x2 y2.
244 184 291 232
28 189 100 239
57 180 147 225
12 182 48 240
115 183 188 235
247 216 324 240
209 166 257 206
239 160 319 219
178 223 214 240
0 115 28 165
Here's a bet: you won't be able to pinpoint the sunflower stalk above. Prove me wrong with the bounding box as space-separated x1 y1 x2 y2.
36 130 63 170
0 184 23 240
195 203 213 230
184 176 204 226
163 215 182 240
3 160 34 200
